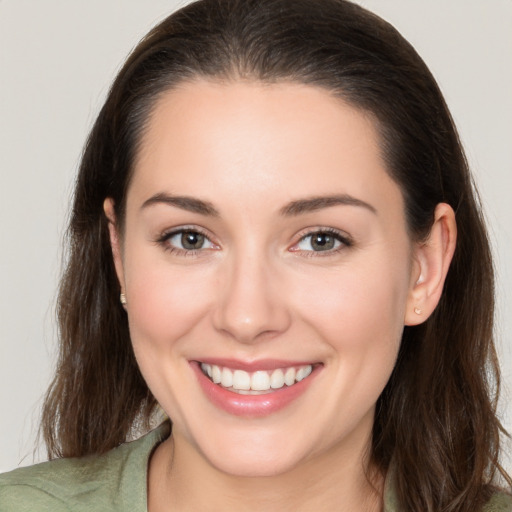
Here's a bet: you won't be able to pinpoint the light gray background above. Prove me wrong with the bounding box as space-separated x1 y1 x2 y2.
1 1 511 474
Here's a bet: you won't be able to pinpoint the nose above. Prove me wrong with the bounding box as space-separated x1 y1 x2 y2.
212 250 291 344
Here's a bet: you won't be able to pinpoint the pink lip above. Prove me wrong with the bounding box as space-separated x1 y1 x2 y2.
191 360 321 418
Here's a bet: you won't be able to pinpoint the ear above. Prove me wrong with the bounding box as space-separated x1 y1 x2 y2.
103 198 126 296
404 203 457 326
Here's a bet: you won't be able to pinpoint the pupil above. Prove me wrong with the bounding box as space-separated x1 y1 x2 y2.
182 231 204 250
312 233 334 251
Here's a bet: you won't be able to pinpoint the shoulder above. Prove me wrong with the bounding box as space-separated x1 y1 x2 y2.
484 490 512 512
0 422 170 512
384 463 512 512
0 480 70 511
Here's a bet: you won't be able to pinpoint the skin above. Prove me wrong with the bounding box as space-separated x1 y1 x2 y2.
105 80 456 511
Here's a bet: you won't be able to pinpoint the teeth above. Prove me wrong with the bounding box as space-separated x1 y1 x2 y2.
284 367 295 386
251 371 270 391
270 368 285 389
233 370 251 390
212 365 221 384
221 367 233 388
296 365 312 382
200 363 314 392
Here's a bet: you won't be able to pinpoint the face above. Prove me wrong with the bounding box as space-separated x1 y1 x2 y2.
108 80 421 477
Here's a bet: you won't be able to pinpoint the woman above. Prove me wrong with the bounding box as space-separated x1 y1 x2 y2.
1 0 510 510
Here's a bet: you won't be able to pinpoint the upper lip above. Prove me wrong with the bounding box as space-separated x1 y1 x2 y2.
194 358 319 372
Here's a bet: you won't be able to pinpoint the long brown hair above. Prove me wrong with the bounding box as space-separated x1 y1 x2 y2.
41 0 511 509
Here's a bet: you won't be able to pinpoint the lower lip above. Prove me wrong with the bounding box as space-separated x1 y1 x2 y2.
191 362 319 418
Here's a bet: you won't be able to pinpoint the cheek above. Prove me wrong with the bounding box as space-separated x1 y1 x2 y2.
295 258 409 345
289 251 411 415
123 254 218 422
295 260 407 416
124 253 215 349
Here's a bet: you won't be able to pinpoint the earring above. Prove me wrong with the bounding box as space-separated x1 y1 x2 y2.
414 307 422 315
120 293 127 306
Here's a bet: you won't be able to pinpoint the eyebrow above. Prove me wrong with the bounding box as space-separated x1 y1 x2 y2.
280 195 377 216
141 192 376 217
141 193 220 216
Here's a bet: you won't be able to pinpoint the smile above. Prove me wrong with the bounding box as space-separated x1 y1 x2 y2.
200 363 313 395
193 360 321 417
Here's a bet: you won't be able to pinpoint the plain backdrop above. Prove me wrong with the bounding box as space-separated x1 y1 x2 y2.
1 0 511 474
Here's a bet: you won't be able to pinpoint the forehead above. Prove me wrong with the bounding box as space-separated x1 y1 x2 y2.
130 79 403 221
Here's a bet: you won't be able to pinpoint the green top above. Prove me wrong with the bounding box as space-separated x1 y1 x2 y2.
1 423 511 511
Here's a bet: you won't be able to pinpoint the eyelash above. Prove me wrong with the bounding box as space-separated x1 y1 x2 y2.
292 228 353 257
156 226 216 256
156 227 353 256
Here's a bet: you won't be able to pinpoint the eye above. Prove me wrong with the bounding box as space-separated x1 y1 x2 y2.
293 229 351 253
160 229 216 252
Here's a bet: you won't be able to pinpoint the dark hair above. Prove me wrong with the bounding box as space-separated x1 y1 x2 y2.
41 0 510 509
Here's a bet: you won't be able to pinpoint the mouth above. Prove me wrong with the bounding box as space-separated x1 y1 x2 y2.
192 359 321 417
200 362 313 395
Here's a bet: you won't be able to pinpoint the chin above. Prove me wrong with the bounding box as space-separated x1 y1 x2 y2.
207 450 302 478
193 427 309 478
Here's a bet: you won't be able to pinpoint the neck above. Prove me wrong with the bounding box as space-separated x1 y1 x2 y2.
148 429 384 512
